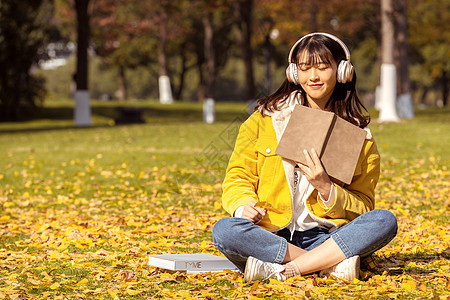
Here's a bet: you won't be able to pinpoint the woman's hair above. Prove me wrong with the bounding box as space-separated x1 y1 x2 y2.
255 34 370 128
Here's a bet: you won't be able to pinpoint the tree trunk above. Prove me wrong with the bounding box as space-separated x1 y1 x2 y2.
158 6 168 78
158 0 173 104
379 0 399 122
203 9 216 99
394 0 413 118
442 71 448 107
419 86 429 106
118 65 127 101
203 8 215 123
381 0 395 65
234 0 255 101
75 0 89 90
74 0 91 126
174 43 188 100
196 61 205 102
394 0 409 95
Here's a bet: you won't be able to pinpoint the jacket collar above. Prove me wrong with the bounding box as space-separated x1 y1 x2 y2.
262 92 303 200
260 92 301 141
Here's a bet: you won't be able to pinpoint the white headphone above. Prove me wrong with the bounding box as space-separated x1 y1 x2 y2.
286 32 354 84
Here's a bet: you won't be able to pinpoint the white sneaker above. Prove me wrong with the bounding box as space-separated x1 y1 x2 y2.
244 256 286 282
320 255 360 281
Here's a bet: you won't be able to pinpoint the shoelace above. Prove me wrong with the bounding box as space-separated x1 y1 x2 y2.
262 264 285 280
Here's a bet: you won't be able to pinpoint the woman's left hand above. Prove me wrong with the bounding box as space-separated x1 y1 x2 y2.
297 148 332 199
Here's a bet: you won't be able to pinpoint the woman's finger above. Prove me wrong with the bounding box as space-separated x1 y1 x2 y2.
254 206 266 216
310 148 324 171
242 202 265 223
303 149 315 169
297 162 311 176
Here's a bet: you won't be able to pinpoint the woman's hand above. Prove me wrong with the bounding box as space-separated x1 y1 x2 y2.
242 201 266 224
297 148 332 199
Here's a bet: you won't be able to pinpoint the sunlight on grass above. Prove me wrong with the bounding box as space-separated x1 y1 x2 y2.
0 102 448 299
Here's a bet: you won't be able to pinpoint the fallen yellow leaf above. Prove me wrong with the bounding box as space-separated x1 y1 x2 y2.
50 282 60 290
76 278 89 286
401 280 416 291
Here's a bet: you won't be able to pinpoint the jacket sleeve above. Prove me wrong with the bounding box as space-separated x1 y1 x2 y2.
317 138 381 221
221 114 260 216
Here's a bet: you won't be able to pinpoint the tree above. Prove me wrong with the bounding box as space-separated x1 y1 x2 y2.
73 0 92 126
89 0 159 101
122 0 189 103
393 0 413 118
379 0 399 122
234 0 255 101
408 0 449 107
0 0 52 121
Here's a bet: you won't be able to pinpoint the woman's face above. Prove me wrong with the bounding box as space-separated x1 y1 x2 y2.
297 50 337 109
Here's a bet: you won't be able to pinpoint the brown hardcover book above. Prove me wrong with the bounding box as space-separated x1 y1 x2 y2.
275 105 367 184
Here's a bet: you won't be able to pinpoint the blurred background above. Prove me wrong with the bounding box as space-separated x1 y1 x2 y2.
0 0 448 122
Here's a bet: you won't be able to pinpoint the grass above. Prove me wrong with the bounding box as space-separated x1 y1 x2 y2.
0 100 449 299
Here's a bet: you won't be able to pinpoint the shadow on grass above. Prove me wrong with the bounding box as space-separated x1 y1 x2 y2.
0 102 250 134
374 251 447 276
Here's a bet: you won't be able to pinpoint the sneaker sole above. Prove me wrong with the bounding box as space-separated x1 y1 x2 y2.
244 256 257 282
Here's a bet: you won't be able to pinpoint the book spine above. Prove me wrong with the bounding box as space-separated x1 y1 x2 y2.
174 260 234 271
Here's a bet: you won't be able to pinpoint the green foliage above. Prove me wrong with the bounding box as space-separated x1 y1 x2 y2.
352 36 379 93
0 0 53 121
408 0 450 91
31 0 450 106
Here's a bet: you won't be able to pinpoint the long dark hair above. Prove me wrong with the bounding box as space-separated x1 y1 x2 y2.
255 34 370 128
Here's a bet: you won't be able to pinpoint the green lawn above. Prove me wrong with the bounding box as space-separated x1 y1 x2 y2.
0 100 449 299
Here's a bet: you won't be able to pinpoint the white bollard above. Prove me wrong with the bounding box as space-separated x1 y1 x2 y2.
158 75 173 104
375 85 382 111
203 98 215 124
378 64 399 122
397 93 414 119
74 90 91 126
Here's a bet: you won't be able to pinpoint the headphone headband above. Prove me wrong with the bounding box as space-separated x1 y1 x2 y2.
285 32 354 84
287 32 351 63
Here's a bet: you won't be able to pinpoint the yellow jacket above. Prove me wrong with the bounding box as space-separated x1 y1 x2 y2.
222 107 380 232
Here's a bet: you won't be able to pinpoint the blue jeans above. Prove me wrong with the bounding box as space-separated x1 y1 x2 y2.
213 209 397 272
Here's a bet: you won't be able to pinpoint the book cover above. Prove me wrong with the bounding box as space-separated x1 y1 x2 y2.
275 105 335 166
148 254 238 273
275 105 367 184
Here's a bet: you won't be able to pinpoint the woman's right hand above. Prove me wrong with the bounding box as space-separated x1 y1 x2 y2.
242 201 266 224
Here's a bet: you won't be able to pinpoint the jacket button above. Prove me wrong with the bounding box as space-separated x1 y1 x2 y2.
266 148 271 154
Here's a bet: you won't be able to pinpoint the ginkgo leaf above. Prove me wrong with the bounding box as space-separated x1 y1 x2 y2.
76 279 89 286
49 282 60 290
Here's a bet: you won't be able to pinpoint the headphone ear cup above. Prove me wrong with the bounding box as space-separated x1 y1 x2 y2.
337 60 347 83
337 60 354 83
347 62 354 82
286 63 299 85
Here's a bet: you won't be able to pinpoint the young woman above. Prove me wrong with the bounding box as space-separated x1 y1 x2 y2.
212 33 398 282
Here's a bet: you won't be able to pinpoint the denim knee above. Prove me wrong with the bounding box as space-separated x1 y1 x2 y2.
374 209 398 238
330 209 398 258
212 217 245 250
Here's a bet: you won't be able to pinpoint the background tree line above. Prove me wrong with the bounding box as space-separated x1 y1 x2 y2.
0 0 448 121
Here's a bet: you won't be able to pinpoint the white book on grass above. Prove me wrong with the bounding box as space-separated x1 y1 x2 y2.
148 253 238 273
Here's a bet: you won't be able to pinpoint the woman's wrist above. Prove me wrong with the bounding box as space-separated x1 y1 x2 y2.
317 181 332 199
